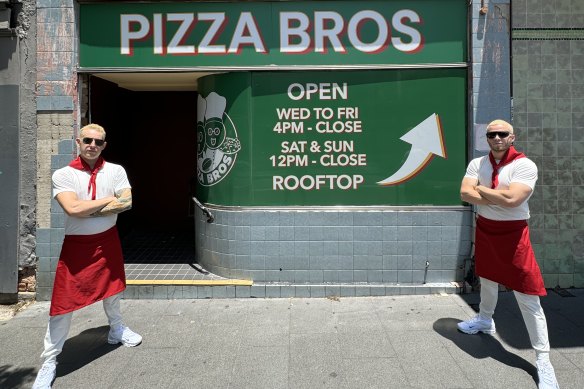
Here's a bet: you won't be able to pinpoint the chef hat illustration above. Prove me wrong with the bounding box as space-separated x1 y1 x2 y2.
204 92 227 120
197 95 207 122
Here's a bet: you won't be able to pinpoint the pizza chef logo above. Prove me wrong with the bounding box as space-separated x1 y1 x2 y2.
196 92 241 186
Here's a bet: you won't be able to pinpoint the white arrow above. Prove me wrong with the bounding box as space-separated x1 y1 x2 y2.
377 113 447 186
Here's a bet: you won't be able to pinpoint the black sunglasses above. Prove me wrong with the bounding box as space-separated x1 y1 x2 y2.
82 137 105 146
486 131 510 139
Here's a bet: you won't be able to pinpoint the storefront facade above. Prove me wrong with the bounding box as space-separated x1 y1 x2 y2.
0 0 36 304
26 0 583 301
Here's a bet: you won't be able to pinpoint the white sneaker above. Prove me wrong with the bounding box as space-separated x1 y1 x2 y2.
537 359 560 389
32 361 56 389
457 315 496 335
107 325 142 347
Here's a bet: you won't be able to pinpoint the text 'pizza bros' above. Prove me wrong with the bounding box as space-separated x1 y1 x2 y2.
121 10 423 55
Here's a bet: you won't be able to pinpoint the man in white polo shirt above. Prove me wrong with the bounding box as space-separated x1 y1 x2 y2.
458 119 559 389
33 124 142 389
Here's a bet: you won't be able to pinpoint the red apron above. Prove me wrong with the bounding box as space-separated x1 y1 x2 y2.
50 226 126 316
475 216 546 296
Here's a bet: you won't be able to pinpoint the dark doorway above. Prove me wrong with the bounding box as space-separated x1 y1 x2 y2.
89 76 198 265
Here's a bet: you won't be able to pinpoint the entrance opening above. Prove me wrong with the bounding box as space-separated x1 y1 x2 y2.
88 75 201 276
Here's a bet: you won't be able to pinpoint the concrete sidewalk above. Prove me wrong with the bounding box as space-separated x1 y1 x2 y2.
1 290 583 389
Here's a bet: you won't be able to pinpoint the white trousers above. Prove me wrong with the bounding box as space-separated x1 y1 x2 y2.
40 293 124 364
478 277 550 355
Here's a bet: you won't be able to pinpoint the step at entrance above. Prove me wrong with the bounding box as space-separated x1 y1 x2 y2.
121 281 458 300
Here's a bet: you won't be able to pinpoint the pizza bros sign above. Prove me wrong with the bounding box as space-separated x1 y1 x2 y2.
120 10 423 56
81 1 466 67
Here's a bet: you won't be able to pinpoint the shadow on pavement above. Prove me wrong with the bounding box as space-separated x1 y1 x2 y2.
458 290 584 350
458 292 534 350
433 317 538 384
56 326 120 377
0 364 36 389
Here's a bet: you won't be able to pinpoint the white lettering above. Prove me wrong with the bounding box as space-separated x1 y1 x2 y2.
167 13 195 54
337 107 359 119
392 10 422 53
314 108 334 119
347 10 388 53
273 175 365 190
276 107 311 120
121 14 150 55
281 141 307 153
119 10 424 57
316 120 362 133
323 140 354 153
280 12 310 53
287 83 304 100
229 12 267 53
320 154 367 166
314 11 345 53
273 175 284 190
287 83 348 100
153 14 164 54
199 13 226 54
305 83 319 99
337 175 352 190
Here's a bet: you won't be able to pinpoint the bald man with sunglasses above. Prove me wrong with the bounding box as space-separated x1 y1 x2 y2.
458 120 559 389
33 124 142 389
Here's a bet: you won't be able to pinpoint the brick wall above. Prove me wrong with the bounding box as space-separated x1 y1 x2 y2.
36 113 75 228
35 0 78 299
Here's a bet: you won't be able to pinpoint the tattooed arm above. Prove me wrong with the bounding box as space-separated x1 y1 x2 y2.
56 192 116 217
92 188 132 216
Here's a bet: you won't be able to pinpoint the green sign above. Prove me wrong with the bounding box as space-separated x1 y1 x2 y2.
197 69 467 206
79 0 467 68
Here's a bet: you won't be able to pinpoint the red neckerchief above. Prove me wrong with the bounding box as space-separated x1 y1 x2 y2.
69 156 105 200
488 146 525 189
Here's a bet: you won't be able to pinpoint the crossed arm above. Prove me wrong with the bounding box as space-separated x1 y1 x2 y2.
56 188 132 217
460 177 532 208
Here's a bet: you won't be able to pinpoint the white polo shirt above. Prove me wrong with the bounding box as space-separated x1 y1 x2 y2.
52 162 131 235
464 156 537 221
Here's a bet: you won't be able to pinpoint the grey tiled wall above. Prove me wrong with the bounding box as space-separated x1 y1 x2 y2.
511 1 584 288
36 139 73 301
195 207 472 288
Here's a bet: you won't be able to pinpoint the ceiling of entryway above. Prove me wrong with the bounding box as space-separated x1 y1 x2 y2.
92 72 215 91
